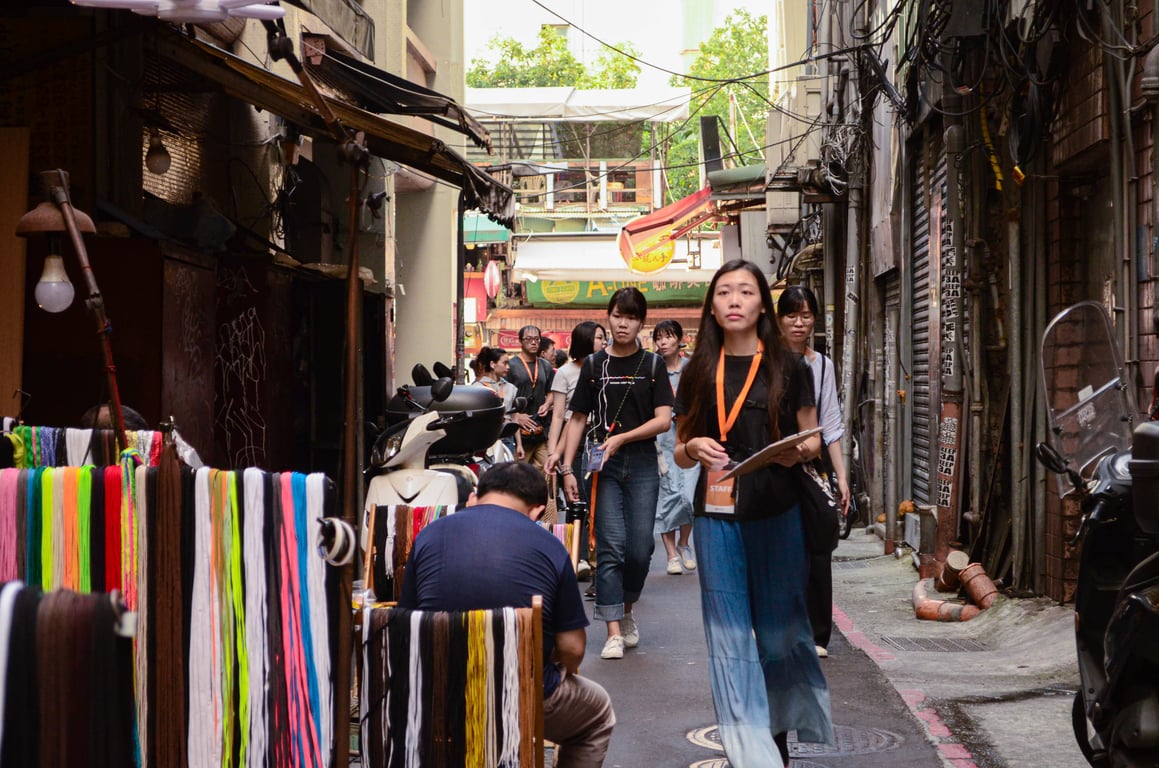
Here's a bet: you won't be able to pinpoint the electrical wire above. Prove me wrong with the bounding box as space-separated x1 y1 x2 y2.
527 0 865 85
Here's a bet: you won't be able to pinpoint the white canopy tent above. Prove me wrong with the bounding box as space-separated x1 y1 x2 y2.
466 86 692 122
513 233 722 283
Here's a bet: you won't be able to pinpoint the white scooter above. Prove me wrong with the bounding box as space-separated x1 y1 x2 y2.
362 378 465 598
361 375 512 598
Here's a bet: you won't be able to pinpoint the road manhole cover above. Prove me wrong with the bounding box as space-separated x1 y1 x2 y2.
687 724 903 756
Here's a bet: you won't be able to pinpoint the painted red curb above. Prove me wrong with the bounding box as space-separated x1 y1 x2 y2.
834 602 978 768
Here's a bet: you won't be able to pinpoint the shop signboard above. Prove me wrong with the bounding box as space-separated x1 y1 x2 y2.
525 280 706 308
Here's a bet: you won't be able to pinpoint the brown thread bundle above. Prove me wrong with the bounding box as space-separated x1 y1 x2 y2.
67 592 94 768
364 607 391 768
37 590 67 768
392 505 409 601
37 590 92 768
154 443 187 768
517 608 535 768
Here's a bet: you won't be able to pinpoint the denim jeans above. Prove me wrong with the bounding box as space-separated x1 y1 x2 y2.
694 508 833 768
592 444 659 622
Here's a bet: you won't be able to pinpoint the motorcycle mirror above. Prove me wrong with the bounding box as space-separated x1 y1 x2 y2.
411 363 434 386
432 361 454 379
1035 442 1068 474
512 396 528 413
431 377 454 402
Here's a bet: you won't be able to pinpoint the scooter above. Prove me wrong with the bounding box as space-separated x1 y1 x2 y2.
362 377 464 595
1036 301 1159 767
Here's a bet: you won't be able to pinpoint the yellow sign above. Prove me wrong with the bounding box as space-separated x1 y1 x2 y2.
540 281 581 304
618 230 675 275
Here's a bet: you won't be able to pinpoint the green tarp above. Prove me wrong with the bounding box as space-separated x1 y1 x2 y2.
465 212 511 243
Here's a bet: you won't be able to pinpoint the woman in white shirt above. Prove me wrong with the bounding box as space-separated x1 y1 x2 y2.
476 346 524 459
545 322 606 577
653 320 698 575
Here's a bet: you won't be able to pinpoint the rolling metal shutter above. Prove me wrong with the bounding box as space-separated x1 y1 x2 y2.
910 130 944 506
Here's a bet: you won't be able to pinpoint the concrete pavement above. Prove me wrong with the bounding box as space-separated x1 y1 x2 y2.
831 526 1086 768
577 524 1089 767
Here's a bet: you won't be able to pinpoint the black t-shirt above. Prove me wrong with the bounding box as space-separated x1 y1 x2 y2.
569 347 673 444
398 504 588 698
506 354 554 413
674 353 815 520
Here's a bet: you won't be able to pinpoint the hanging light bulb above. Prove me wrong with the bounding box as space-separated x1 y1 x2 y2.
146 128 171 175
34 235 75 313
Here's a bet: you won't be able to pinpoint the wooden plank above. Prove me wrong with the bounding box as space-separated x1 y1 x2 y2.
0 127 30 418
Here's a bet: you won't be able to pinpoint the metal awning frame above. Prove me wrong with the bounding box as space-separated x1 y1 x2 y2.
307 45 492 152
155 30 514 225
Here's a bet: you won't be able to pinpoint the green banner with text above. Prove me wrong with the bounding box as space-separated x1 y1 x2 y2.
526 280 707 307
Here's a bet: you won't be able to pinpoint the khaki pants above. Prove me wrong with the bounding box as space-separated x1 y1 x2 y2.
544 672 616 768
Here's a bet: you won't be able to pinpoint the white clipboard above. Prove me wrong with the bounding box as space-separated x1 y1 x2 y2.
719 426 823 481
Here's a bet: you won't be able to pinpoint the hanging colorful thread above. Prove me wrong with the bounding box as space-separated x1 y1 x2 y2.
243 467 268 768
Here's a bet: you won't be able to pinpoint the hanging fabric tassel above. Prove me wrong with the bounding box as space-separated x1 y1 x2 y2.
243 467 269 768
499 607 521 767
0 469 18 581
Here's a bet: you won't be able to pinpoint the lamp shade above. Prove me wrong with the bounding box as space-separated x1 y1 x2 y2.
16 201 96 237
69 0 285 21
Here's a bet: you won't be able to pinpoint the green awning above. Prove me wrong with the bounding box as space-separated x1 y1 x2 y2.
465 212 511 243
707 163 767 201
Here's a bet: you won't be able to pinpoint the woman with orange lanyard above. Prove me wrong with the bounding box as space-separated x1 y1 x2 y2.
672 259 833 767
559 287 672 661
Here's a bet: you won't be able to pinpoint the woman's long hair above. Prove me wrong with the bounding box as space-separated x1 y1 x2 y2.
677 259 788 443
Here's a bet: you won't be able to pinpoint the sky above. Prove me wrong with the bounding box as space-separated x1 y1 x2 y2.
464 0 772 90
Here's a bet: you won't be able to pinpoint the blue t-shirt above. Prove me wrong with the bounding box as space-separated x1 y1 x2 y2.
398 503 588 697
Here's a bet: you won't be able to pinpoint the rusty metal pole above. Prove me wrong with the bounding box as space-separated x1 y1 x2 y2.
264 24 366 764
42 170 129 452
334 156 364 768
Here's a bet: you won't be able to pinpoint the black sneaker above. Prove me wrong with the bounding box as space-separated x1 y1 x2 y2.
584 583 596 600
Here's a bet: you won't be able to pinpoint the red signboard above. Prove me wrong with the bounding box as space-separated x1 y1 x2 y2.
494 329 521 349
489 329 572 355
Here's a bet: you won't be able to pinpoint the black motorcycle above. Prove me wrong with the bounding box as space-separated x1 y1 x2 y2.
1037 301 1159 767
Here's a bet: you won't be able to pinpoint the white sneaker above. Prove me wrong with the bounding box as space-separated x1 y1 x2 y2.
667 556 683 574
679 545 697 571
815 645 829 658
621 615 639 648
600 635 625 659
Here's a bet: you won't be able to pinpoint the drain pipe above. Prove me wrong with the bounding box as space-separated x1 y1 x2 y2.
1009 211 1024 586
1105 20 1130 381
912 578 982 621
839 8 864 489
1145 37 1159 365
934 93 968 563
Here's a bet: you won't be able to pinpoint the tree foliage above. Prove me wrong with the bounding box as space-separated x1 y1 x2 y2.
467 27 641 89
664 9 770 200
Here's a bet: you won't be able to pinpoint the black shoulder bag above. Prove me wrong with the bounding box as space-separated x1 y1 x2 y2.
796 354 840 554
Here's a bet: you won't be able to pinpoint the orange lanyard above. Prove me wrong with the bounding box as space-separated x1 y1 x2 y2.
716 342 763 443
521 355 539 387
